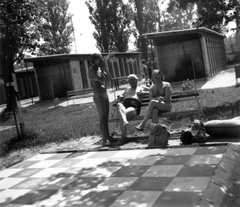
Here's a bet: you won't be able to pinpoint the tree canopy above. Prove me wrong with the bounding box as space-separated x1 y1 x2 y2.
168 0 240 33
85 0 133 52
37 0 74 55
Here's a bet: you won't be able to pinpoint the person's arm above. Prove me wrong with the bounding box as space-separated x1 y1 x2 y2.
89 69 103 84
162 82 172 103
100 58 112 82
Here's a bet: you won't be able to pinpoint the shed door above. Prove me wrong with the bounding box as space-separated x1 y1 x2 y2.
80 61 89 89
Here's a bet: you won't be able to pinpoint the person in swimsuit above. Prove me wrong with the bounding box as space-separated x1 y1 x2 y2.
113 74 149 145
135 69 172 131
88 53 114 145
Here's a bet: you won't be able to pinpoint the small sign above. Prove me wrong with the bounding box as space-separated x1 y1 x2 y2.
73 68 77 73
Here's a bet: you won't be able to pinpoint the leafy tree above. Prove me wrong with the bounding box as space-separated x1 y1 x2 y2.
37 0 74 55
0 0 41 111
130 0 161 59
85 0 133 52
168 0 240 33
161 3 197 31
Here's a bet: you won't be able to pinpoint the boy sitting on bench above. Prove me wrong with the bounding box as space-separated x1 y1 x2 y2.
113 74 149 145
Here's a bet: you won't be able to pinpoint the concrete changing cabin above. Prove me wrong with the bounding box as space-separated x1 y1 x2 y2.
24 52 142 101
143 27 227 82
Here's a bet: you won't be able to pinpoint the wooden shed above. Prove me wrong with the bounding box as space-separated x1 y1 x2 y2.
24 52 142 101
143 27 227 82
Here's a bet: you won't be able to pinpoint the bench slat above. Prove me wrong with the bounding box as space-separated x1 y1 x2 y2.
108 109 203 123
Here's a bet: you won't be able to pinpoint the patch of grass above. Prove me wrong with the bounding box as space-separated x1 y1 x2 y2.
0 85 240 170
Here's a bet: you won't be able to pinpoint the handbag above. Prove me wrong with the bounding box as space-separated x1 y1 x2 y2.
180 119 207 145
148 123 170 146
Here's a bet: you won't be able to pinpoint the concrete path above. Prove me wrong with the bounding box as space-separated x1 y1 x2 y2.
1 144 238 207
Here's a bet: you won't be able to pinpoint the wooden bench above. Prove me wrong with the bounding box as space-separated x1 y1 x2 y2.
109 89 204 123
67 88 93 105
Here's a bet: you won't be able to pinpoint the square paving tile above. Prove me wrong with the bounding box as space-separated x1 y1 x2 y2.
88 151 118 158
71 151 98 159
82 166 120 177
38 189 90 207
30 168 68 178
176 164 217 177
72 158 108 167
59 190 123 207
63 177 106 190
95 177 138 190
187 154 223 165
100 158 131 167
137 149 168 157
109 191 161 207
27 160 62 168
10 168 42 178
26 154 56 161
50 159 83 168
0 178 27 189
194 145 227 155
165 177 211 192
111 150 144 158
166 147 198 155
9 161 39 169
152 191 203 207
154 155 191 165
142 165 183 177
10 178 47 189
127 156 159 166
0 169 22 178
45 153 73 160
63 167 95 178
9 189 57 205
127 177 173 191
111 166 150 177
0 189 31 205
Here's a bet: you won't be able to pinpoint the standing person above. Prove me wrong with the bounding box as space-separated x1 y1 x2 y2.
141 59 149 82
135 70 172 131
88 53 114 145
113 74 149 145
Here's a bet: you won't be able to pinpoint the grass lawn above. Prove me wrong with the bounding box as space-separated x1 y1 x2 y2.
0 86 240 170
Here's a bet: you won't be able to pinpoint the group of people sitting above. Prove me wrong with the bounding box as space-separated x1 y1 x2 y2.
114 70 172 145
89 53 172 146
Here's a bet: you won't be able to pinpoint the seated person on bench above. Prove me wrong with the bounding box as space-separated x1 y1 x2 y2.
135 70 172 131
114 74 149 145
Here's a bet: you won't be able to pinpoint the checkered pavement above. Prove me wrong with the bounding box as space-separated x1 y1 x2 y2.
0 145 228 207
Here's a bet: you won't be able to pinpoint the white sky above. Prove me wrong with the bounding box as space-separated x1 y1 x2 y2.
69 0 99 54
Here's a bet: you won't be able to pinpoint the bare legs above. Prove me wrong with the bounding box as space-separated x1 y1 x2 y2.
136 100 171 130
94 94 112 145
117 103 136 145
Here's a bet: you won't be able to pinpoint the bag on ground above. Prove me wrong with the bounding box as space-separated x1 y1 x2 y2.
148 123 170 146
180 119 207 145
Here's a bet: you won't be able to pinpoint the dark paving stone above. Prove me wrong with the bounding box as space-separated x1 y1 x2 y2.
63 190 123 207
10 168 42 178
194 145 227 155
63 177 106 190
127 177 173 191
9 160 39 169
152 191 203 207
111 166 150 177
10 189 57 205
176 164 218 177
154 155 192 165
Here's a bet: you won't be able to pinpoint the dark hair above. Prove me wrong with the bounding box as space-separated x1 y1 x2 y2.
91 53 102 63
142 59 146 64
